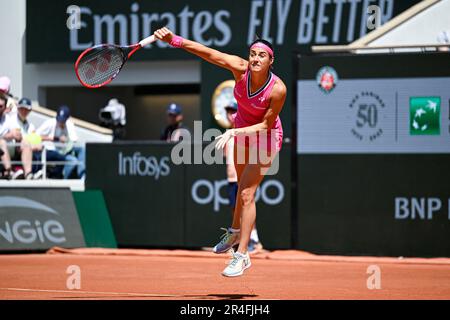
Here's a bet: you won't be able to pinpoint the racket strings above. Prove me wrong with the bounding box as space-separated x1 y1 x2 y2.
77 46 125 86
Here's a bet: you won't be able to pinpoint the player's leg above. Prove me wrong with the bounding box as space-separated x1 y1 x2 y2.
213 145 245 254
235 162 266 255
222 147 278 275
235 145 276 254
231 161 245 229
222 162 265 277
230 142 248 228
228 161 245 253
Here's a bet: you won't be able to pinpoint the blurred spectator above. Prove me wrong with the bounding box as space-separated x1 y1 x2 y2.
0 76 17 115
0 92 12 179
160 103 188 142
36 105 85 179
437 30 450 52
0 96 35 179
99 98 126 140
5 98 39 179
0 76 11 95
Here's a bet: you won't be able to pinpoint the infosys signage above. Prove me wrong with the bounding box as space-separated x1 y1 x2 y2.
0 189 85 250
86 142 292 249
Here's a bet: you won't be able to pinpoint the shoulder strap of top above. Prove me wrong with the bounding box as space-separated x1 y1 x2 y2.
263 72 278 100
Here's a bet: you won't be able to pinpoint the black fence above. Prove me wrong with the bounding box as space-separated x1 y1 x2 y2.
293 51 450 257
86 142 291 249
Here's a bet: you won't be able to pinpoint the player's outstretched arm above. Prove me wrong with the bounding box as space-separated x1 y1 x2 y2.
154 27 247 79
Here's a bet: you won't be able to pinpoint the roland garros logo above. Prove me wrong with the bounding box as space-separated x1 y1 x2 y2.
317 66 338 94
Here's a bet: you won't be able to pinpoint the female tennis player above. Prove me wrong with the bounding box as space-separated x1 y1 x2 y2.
154 27 286 277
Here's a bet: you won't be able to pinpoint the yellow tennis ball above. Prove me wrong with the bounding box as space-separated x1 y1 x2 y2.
24 132 42 145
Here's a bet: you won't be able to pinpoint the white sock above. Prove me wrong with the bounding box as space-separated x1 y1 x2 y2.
250 229 259 243
229 227 240 233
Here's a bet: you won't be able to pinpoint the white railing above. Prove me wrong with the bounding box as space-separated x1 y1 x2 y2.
4 142 85 180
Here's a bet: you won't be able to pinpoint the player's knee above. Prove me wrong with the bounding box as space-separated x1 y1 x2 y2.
240 188 255 207
0 139 6 149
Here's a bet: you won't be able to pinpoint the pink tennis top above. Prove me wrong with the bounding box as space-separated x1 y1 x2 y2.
233 69 283 152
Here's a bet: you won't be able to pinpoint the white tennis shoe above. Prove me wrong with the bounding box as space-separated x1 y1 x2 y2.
222 251 251 277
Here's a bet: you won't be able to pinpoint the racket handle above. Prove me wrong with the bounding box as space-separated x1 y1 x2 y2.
139 35 157 47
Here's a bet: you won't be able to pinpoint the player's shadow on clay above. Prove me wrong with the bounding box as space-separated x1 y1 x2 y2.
206 293 258 300
56 293 258 300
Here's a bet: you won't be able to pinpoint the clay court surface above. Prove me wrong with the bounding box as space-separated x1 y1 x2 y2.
0 248 449 300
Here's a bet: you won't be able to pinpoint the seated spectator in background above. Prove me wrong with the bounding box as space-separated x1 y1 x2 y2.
0 92 12 179
437 30 450 52
0 95 35 179
160 103 188 142
8 98 39 179
36 105 85 179
99 98 126 140
0 76 18 115
0 76 11 97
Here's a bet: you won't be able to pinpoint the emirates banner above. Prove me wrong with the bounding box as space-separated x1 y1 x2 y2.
26 0 420 62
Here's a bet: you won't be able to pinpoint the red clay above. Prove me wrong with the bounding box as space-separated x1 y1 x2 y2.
0 249 449 300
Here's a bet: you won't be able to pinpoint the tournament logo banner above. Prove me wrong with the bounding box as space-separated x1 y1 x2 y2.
296 53 450 154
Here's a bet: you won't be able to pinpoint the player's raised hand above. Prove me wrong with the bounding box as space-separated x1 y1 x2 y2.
154 27 174 44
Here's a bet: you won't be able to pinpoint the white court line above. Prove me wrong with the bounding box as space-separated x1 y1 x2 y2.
0 287 179 298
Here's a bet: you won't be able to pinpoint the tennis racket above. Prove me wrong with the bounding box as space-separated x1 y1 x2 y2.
75 35 157 89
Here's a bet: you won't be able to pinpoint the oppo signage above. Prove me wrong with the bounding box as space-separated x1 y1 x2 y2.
191 179 285 212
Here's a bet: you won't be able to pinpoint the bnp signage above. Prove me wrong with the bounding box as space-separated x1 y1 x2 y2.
409 97 440 135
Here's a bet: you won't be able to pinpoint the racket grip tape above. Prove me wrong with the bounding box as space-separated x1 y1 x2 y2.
139 35 157 47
